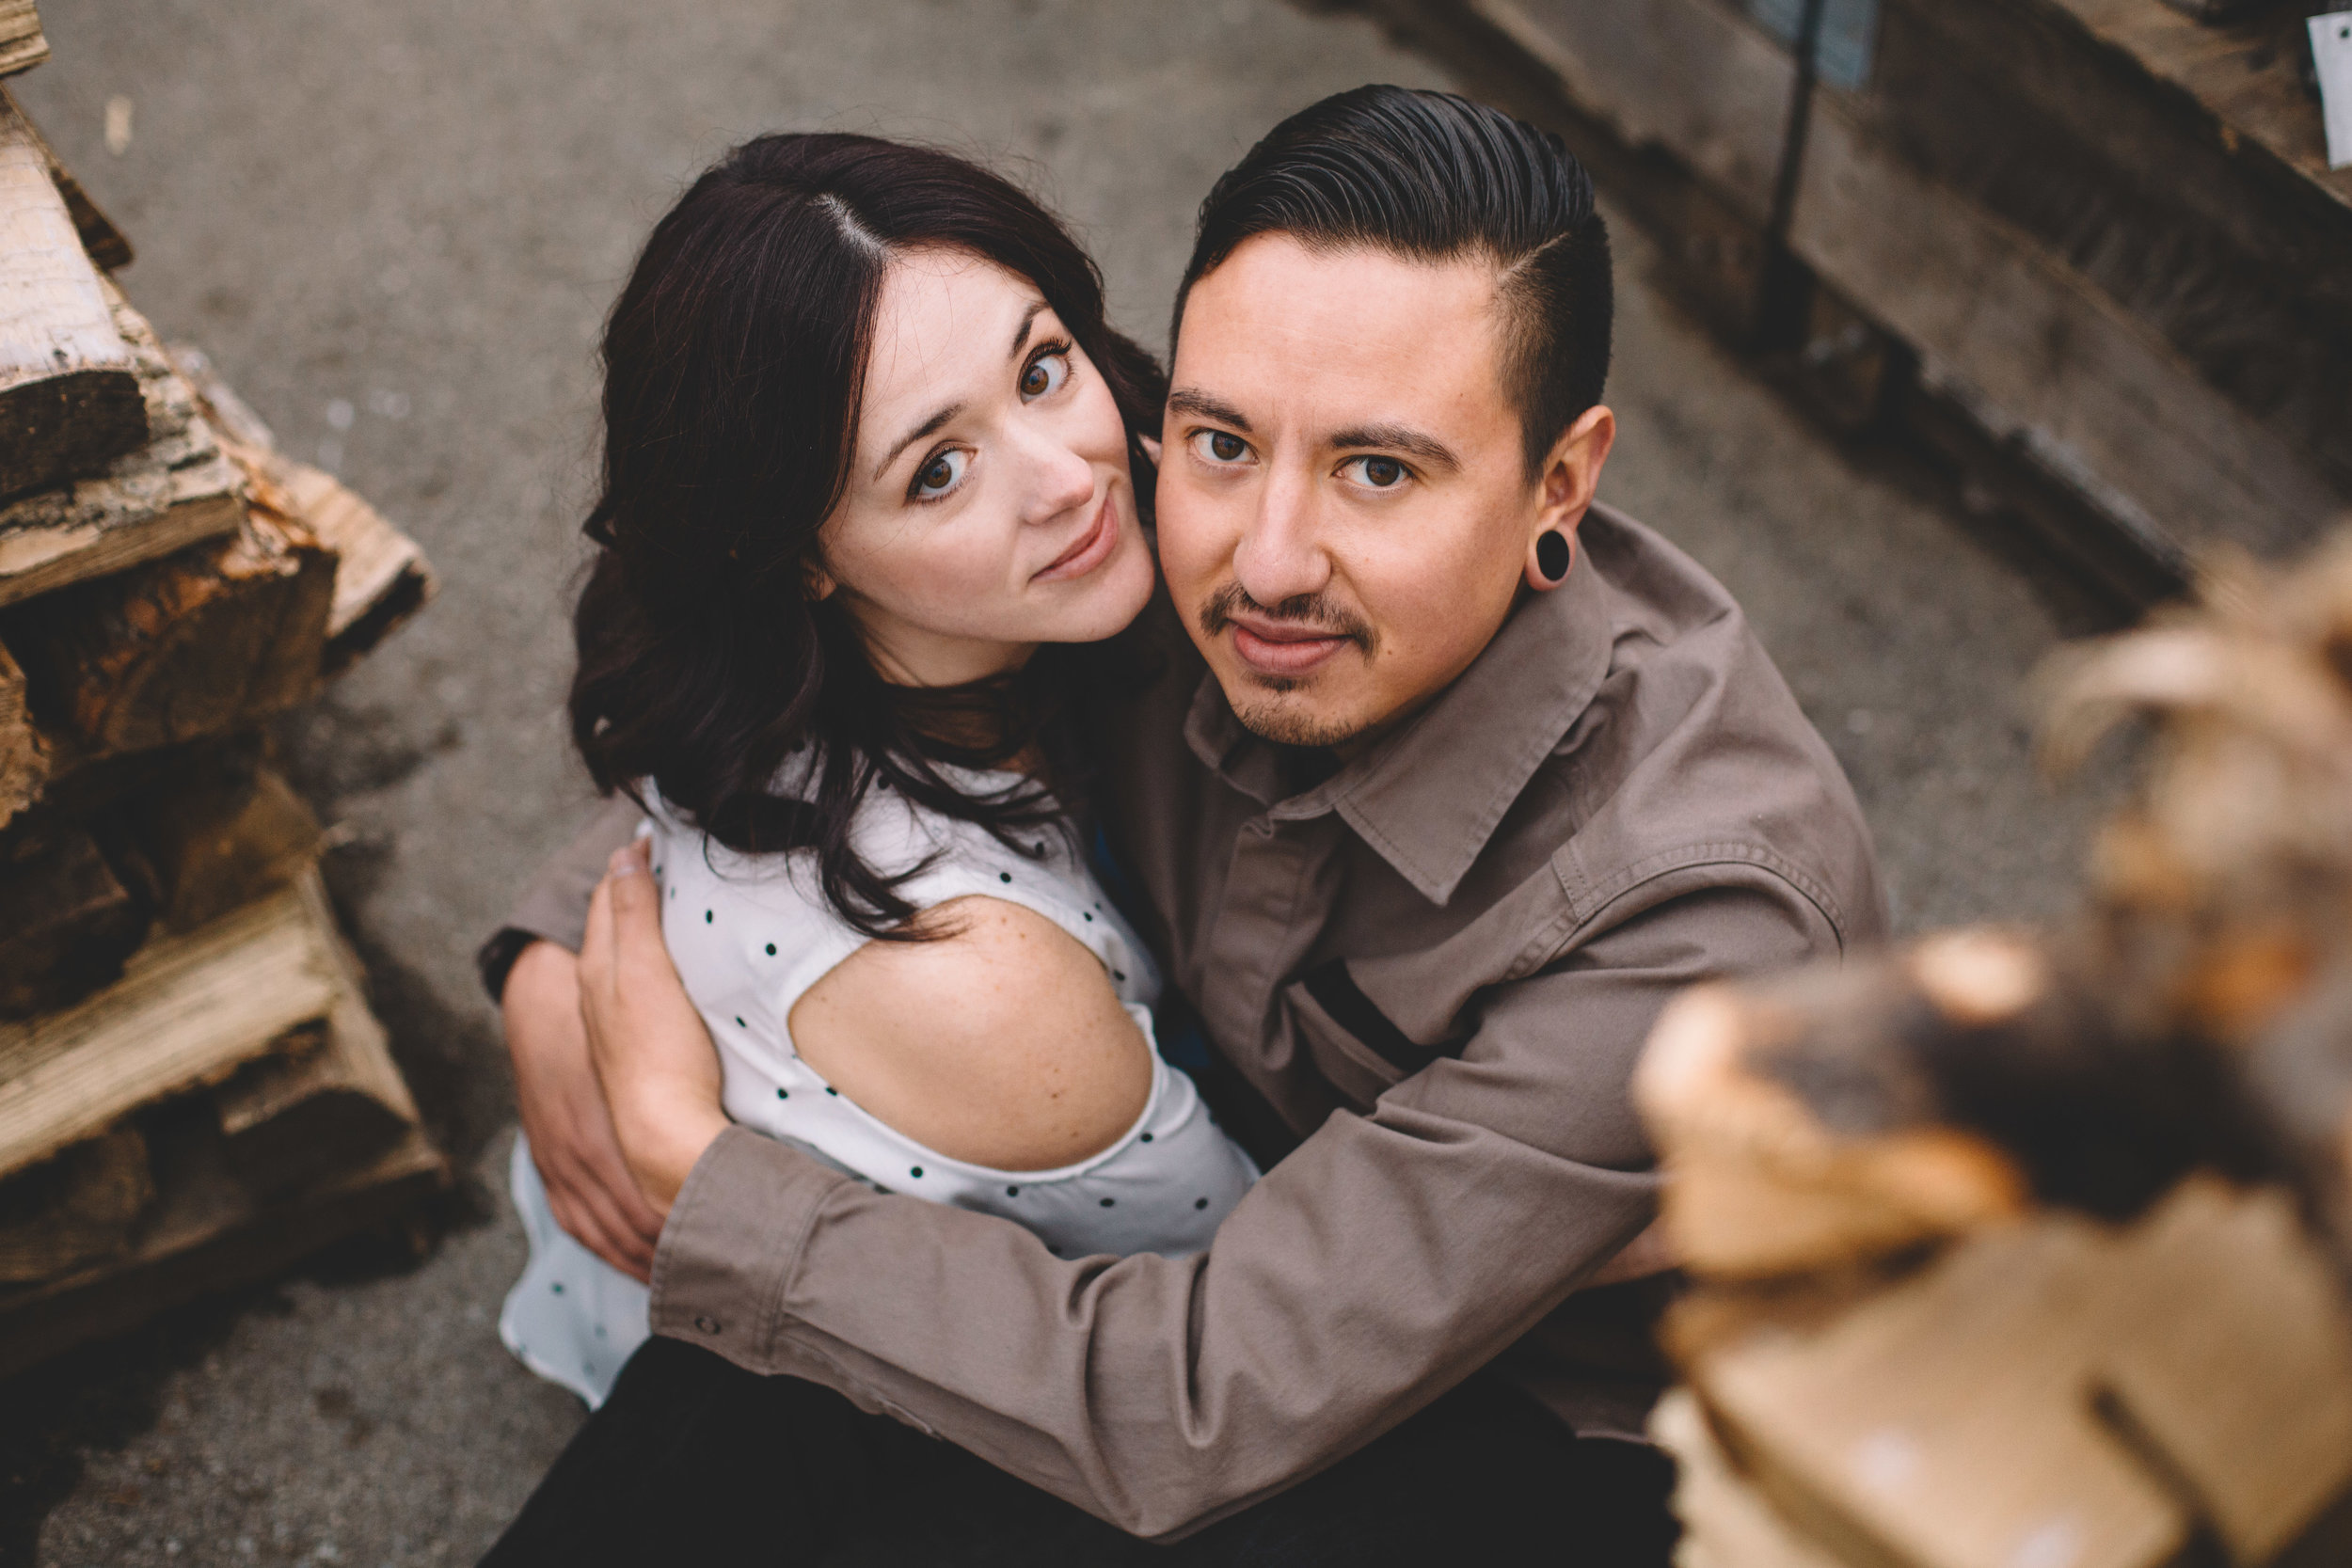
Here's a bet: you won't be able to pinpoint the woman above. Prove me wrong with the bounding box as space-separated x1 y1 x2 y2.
501 133 1256 1406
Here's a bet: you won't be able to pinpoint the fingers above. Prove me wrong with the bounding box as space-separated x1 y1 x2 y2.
545 1180 655 1284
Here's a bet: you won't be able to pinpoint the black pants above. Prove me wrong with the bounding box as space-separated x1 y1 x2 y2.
484 1338 1677 1566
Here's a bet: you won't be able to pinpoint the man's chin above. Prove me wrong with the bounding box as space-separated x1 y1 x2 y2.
1227 691 1373 751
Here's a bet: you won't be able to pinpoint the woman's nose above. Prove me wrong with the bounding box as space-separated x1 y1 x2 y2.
1020 430 1098 525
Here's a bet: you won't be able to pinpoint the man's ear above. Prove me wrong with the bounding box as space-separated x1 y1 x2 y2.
1522 404 1616 593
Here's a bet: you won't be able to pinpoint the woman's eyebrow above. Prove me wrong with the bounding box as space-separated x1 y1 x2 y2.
1007 299 1050 361
874 403 964 482
1326 422 1460 472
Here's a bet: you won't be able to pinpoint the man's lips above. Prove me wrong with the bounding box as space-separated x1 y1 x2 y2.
1032 495 1118 583
1228 615 1353 677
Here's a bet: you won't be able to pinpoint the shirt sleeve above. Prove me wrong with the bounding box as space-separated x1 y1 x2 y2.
646 871 1835 1541
473 794 645 1003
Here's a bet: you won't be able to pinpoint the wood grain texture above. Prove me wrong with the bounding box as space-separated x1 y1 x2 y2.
0 0 45 78
213 872 418 1196
0 280 242 608
0 880 339 1180
0 93 144 499
0 1122 148 1283
0 637 44 827
175 345 437 672
3 509 334 758
0 86 131 271
0 1114 443 1381
124 756 319 933
0 816 150 1021
1454 0 2352 566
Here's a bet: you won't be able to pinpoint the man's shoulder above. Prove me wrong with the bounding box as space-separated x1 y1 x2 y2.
1540 505 1885 948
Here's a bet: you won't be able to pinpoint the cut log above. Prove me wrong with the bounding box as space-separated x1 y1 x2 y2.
174 345 437 672
120 754 319 933
3 509 334 759
0 816 151 1021
0 0 45 78
0 86 132 271
1692 1215 2190 1568
0 1123 150 1283
0 635 45 826
0 1108 444 1381
0 879 339 1180
271 456 435 673
0 280 244 610
213 873 417 1196
1649 1389 1844 1568
0 91 146 499
1683 1180 2352 1568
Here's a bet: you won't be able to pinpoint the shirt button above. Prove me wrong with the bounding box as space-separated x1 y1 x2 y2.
693 1316 723 1336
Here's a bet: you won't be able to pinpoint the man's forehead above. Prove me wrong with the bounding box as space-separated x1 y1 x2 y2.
1171 235 1509 430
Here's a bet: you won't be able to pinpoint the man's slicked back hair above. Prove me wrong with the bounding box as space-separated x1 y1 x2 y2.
1175 86 1613 479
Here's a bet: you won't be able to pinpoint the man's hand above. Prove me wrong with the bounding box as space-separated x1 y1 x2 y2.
504 937 668 1282
580 840 729 1210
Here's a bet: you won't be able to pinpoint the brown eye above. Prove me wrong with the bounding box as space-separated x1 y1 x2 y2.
1021 350 1070 401
912 449 969 499
1209 432 1246 462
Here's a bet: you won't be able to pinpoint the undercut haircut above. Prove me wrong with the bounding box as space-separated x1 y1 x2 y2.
1175 86 1613 480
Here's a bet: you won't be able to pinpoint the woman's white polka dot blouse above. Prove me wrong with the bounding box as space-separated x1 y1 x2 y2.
501 764 1259 1408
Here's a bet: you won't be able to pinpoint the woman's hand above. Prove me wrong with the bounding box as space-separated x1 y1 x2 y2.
502 939 666 1283
579 839 730 1212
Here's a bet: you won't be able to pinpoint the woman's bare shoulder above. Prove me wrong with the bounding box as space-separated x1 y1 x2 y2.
785 895 1152 1171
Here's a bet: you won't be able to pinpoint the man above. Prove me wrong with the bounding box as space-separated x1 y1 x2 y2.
482 87 1882 1562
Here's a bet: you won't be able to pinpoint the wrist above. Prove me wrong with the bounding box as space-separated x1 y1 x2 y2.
622 1099 728 1212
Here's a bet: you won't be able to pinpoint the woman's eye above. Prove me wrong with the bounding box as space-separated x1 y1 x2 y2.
1021 350 1070 401
912 448 970 499
1345 456 1406 489
1191 430 1250 465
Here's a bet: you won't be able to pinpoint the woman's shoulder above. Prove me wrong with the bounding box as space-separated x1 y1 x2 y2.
786 895 1152 1170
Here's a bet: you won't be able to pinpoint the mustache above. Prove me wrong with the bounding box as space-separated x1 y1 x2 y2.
1197 583 1375 652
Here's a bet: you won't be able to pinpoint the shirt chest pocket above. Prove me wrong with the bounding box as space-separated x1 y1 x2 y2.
1281 958 1448 1110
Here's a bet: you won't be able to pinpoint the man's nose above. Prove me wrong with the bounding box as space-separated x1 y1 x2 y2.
1232 467 1329 606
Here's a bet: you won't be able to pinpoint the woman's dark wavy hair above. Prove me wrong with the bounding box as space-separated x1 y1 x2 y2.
571 134 1167 939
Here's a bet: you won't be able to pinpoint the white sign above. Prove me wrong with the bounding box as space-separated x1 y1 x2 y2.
2315 10 2352 171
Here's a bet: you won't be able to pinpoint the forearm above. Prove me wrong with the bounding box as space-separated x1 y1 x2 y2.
644 879 1828 1538
651 1116 1653 1540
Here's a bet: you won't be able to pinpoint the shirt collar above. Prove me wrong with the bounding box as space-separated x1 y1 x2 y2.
1182 531 1618 906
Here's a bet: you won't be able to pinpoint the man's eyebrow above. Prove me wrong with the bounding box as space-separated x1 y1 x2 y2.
874 403 963 483
1167 388 1253 431
1008 299 1051 361
1327 422 1461 473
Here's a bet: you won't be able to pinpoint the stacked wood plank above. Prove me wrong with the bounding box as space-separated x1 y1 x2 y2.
1339 0 2352 610
1635 531 2352 1566
0 17 445 1379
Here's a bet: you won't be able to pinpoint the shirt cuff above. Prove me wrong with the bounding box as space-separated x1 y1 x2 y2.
647 1125 850 1371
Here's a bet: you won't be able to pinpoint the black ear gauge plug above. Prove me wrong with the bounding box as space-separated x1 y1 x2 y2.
1535 530 1571 583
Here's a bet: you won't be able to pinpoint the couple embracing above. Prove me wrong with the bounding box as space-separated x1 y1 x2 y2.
479 85 1882 1565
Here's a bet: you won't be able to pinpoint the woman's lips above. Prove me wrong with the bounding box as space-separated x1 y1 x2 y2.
1032 496 1118 583
1230 618 1351 677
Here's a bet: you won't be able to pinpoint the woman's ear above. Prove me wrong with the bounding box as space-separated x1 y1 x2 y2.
802 559 837 602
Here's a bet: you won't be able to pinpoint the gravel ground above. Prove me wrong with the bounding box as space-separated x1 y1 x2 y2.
3 1 2120 1560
